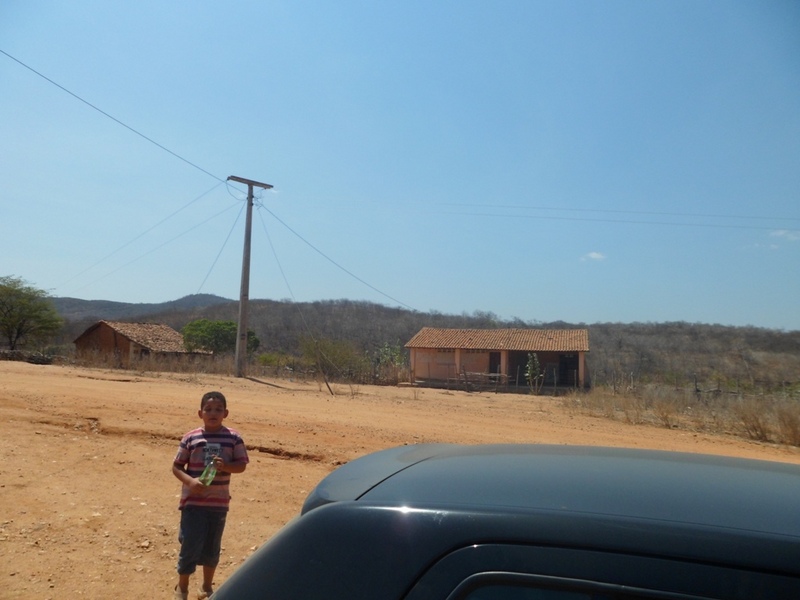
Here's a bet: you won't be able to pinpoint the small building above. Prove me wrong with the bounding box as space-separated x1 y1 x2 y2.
405 327 589 390
74 320 196 367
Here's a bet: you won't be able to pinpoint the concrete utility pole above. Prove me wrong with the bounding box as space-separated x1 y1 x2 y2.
228 175 273 377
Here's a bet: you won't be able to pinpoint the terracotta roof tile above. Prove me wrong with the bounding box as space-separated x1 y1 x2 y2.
405 327 589 352
101 321 188 353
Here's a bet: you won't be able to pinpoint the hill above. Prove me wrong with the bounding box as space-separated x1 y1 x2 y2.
52 293 232 321
52 295 800 391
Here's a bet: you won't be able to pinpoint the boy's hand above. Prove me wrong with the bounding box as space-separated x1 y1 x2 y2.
187 477 206 495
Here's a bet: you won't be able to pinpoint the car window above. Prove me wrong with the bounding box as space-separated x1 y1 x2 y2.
410 544 777 600
463 585 598 599
451 575 713 600
461 584 687 600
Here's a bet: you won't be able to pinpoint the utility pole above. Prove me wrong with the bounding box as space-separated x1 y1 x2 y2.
227 175 273 377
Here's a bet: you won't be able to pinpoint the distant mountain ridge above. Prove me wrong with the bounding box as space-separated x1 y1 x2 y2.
52 294 234 322
50 294 799 390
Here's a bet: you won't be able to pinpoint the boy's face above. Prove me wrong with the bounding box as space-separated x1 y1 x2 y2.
198 398 228 431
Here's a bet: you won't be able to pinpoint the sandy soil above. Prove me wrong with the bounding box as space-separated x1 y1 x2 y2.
2 361 799 599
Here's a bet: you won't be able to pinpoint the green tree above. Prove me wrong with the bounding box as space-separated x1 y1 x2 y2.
182 319 259 355
0 276 63 350
525 352 545 395
373 341 407 384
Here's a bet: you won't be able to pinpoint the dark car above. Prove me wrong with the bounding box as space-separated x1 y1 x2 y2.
213 444 800 599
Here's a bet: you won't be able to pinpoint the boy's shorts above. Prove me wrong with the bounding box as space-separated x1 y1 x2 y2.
177 507 228 574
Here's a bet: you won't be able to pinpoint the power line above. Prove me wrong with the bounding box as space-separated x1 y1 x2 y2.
196 200 246 295
0 49 271 299
0 48 223 182
440 209 800 233
443 203 800 223
57 181 225 290
257 208 297 303
64 201 241 296
258 205 416 311
256 208 379 385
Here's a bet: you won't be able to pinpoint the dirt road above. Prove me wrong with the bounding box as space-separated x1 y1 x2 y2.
2 361 798 599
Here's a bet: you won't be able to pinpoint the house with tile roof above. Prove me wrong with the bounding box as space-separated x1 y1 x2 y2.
74 320 203 368
405 327 589 390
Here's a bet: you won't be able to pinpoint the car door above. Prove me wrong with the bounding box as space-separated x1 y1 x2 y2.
403 544 800 600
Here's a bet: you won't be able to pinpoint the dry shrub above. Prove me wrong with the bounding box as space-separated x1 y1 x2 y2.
583 388 619 419
643 387 684 429
76 350 231 376
688 403 730 434
561 390 585 415
563 385 798 448
563 390 587 414
618 395 646 425
732 397 772 442
651 398 679 428
566 387 643 421
775 402 800 446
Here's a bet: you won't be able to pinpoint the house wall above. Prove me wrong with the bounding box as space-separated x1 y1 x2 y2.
409 349 496 380
75 323 134 367
410 348 588 388
409 348 458 380
461 349 491 373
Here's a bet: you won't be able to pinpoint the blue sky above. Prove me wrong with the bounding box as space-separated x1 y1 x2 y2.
2 1 798 330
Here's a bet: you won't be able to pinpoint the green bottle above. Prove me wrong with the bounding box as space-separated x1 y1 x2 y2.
199 460 217 486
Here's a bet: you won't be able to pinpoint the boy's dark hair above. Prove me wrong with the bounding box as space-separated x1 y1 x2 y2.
200 391 227 409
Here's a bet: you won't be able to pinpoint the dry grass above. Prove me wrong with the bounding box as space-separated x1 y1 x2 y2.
732 398 772 442
565 384 800 447
776 402 800 446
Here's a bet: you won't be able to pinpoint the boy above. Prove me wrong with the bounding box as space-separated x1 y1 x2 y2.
172 391 249 599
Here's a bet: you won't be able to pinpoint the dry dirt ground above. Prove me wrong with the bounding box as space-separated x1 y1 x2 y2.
2 361 800 599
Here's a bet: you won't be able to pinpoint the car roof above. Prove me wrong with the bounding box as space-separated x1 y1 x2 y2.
303 443 800 538
214 444 800 599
